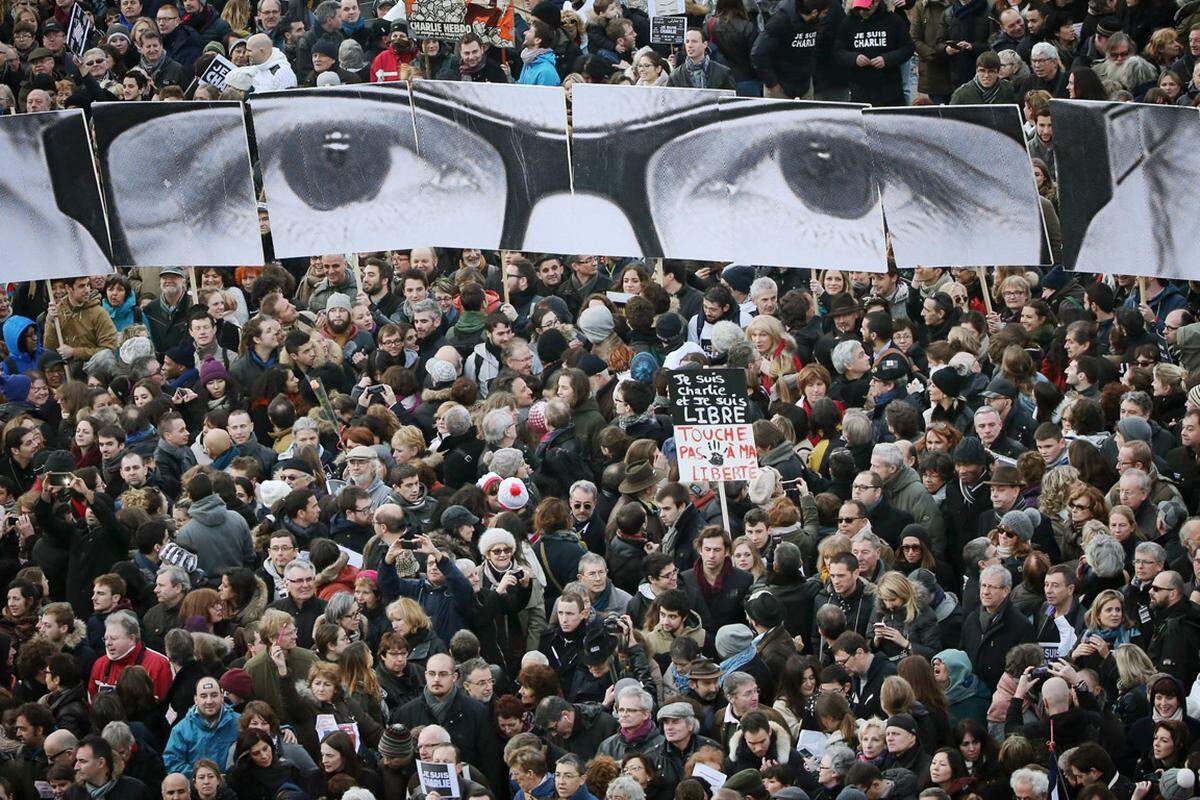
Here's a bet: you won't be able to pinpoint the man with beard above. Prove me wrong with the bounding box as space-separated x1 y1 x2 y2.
357 258 403 321
319 293 374 355
329 485 375 552
440 31 509 81
340 446 395 509
370 19 417 81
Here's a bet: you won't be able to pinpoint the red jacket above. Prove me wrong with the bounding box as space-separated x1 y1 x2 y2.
89 642 173 702
369 48 417 82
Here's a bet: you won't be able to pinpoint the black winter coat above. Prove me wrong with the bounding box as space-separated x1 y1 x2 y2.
396 688 501 784
35 492 127 618
682 562 754 638
961 599 1036 690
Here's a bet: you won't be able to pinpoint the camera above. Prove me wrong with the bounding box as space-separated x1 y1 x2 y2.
512 568 527 581
48 472 74 488
366 384 386 395
1030 666 1052 680
601 612 624 635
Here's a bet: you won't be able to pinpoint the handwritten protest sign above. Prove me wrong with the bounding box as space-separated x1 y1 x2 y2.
668 369 758 483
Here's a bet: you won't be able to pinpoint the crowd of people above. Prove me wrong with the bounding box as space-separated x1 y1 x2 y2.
0 253 1192 800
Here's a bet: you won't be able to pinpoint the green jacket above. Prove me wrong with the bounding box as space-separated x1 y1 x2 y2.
246 646 318 725
949 77 1017 104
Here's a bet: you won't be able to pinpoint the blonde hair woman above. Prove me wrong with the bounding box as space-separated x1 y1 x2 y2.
385 598 445 671
869 572 940 659
816 534 852 582
746 315 801 399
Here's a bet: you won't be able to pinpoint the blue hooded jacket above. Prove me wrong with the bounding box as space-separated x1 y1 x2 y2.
2 316 44 376
163 703 241 777
103 293 141 333
517 49 559 86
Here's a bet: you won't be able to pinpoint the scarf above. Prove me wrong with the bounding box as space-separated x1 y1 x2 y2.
423 685 458 722
103 295 137 330
521 46 550 65
1087 626 1135 646
87 779 117 798
972 76 1001 102
685 55 710 88
483 559 514 587
1154 704 1184 723
617 407 655 432
157 438 195 465
693 558 731 598
719 644 757 678
1 607 37 643
211 443 241 470
459 56 487 77
619 717 655 744
949 0 984 18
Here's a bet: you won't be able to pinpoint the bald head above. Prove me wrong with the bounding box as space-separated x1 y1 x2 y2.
246 33 273 63
433 345 462 370
44 729 77 757
1040 676 1070 713
203 427 233 457
163 773 190 800
373 502 406 533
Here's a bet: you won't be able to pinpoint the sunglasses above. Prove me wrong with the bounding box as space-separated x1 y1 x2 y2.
837 516 860 524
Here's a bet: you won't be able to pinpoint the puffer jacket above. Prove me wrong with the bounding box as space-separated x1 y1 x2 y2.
163 704 242 777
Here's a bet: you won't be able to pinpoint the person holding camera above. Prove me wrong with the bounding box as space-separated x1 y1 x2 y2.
378 532 474 648
474 527 535 674
1004 663 1110 754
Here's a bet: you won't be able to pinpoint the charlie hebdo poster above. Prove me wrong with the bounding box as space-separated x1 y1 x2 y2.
405 0 514 46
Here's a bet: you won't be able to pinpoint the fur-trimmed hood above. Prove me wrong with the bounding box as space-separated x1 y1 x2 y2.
237 576 271 624
315 550 349 586
728 720 792 763
65 619 88 649
421 386 455 403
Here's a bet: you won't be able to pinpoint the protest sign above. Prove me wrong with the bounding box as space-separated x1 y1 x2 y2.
650 15 686 44
417 760 462 799
199 54 236 90
404 0 514 46
668 369 758 484
692 764 726 791
67 3 91 58
316 714 361 751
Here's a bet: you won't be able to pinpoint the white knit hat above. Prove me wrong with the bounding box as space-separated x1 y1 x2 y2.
498 477 529 510
477 528 517 556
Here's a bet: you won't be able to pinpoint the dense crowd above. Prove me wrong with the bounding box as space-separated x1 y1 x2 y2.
0 256 1191 800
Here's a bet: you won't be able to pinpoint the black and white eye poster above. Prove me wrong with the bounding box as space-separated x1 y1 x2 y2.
248 82 417 258
0 110 112 279
700 96 886 270
668 368 759 483
409 80 571 253
92 101 263 267
570 83 732 259
1050 99 1200 277
863 104 1046 269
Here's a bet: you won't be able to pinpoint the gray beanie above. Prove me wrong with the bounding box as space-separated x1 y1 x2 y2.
1116 416 1152 444
338 38 365 70
1000 508 1040 543
426 358 457 386
715 623 755 659
316 71 342 86
578 305 615 344
489 447 525 479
